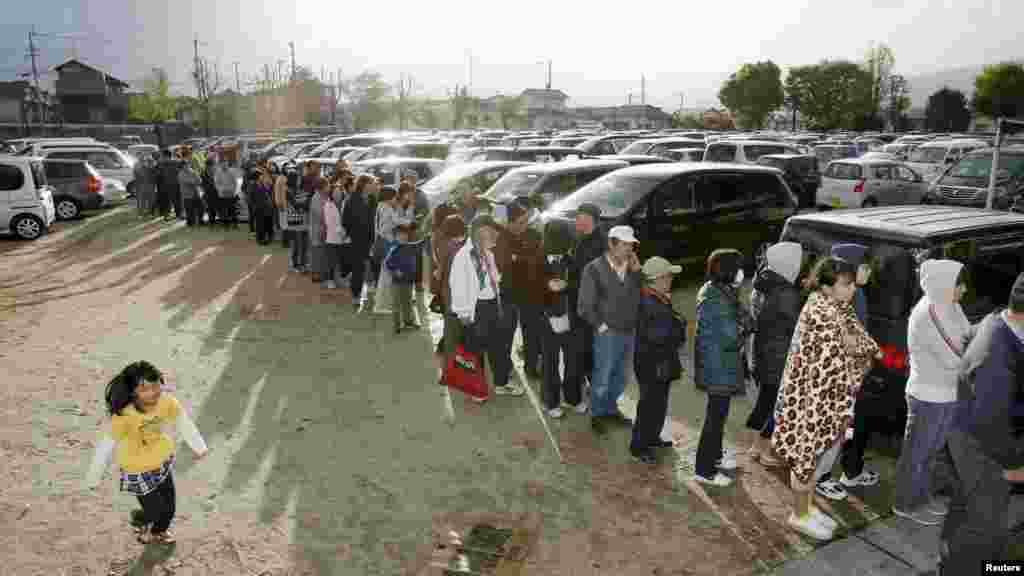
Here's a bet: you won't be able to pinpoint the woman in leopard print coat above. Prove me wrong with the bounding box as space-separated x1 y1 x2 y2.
772 256 880 540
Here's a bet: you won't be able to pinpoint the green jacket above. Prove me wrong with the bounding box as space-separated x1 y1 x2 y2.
694 281 745 396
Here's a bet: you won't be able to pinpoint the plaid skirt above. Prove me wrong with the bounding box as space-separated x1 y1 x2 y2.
119 455 175 496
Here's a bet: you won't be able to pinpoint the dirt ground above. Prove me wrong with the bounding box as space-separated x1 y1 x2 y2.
0 207 933 575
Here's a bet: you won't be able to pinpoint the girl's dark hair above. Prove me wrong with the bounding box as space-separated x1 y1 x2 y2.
378 186 397 203
105 361 163 416
706 249 744 284
354 174 375 196
807 256 857 291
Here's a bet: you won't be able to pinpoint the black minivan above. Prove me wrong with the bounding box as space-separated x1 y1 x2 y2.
780 206 1024 429
540 163 799 276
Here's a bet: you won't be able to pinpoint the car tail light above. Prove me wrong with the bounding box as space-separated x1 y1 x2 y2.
878 343 908 371
853 179 865 194
87 175 102 193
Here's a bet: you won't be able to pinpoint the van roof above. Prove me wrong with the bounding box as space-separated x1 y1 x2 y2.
505 159 629 175
786 206 1024 244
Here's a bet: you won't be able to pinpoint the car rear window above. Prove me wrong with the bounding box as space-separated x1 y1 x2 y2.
705 145 736 162
829 163 862 179
744 145 789 161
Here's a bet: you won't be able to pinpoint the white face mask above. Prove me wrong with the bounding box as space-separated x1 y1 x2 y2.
733 269 745 286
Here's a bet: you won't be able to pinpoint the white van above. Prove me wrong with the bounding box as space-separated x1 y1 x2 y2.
905 139 989 182
703 139 802 164
0 157 55 239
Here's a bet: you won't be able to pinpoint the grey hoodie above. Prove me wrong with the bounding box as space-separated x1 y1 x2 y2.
906 259 972 403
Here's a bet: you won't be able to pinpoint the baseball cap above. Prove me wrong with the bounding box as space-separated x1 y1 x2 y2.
575 203 601 219
608 225 639 244
642 256 682 279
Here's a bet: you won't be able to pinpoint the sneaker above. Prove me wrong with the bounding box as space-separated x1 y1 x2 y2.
717 451 738 471
892 506 942 526
631 450 658 465
693 472 733 487
816 480 848 501
651 439 675 448
927 499 949 516
811 506 839 532
839 470 879 487
547 407 564 419
494 385 525 397
788 512 834 541
325 280 337 289
573 401 589 415
755 451 785 468
469 395 488 404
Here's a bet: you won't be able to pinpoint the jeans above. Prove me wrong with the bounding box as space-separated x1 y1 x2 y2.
695 394 732 478
542 325 581 410
591 330 633 417
940 429 1009 574
465 299 513 389
136 474 176 534
631 373 671 454
894 396 959 511
289 230 309 269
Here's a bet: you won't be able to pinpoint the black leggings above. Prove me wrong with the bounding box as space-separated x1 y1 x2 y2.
136 474 176 534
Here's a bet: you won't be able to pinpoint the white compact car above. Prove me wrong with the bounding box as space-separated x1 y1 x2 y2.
818 159 927 209
0 157 55 239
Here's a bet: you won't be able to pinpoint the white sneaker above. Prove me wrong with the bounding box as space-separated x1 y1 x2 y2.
547 407 564 419
573 401 589 415
693 472 733 487
325 280 337 289
788 512 834 541
928 498 949 516
839 470 879 487
717 452 738 471
811 506 839 531
495 385 525 397
816 480 848 501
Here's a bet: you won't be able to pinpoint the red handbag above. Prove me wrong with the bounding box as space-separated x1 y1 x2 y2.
445 344 489 400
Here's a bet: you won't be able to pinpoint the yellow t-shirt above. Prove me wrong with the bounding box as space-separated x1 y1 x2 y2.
111 394 181 473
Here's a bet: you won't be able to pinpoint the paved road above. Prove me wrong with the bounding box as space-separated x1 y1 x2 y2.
1 207 1019 575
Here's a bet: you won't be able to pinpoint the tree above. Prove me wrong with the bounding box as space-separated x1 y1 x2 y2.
973 62 1024 119
350 71 391 131
864 43 896 118
886 74 911 129
192 58 223 136
496 95 525 130
128 68 179 123
451 86 478 129
671 111 703 129
393 74 417 130
925 87 971 132
717 61 784 129
784 60 874 130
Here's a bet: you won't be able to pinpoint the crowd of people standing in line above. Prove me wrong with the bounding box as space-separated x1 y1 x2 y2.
126 146 1021 568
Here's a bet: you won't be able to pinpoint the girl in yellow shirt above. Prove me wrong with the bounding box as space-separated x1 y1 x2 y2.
85 361 208 545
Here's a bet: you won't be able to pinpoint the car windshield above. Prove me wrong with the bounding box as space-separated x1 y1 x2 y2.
619 141 653 155
549 173 661 218
486 171 543 201
908 147 947 164
422 163 492 196
948 152 1024 180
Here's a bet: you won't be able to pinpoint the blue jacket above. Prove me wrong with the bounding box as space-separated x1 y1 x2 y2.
694 281 745 396
385 240 421 284
957 311 1024 469
635 290 687 383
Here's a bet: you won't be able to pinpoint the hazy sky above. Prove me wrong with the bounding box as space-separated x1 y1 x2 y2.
1 0 1021 111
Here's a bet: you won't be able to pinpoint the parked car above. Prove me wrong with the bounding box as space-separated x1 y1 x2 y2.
813 143 860 170
468 146 591 163
548 136 590 148
0 156 55 239
618 137 706 157
704 139 802 164
482 159 629 211
904 138 989 183
818 158 926 209
923 145 1024 210
307 134 395 157
364 141 451 161
541 163 798 273
350 157 445 189
125 144 159 162
756 154 821 209
37 146 136 195
421 161 532 210
41 159 106 220
663 148 705 162
575 134 640 155
779 206 1024 429
596 154 671 166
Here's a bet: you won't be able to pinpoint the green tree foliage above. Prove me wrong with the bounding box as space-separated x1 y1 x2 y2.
926 87 971 132
864 43 895 116
451 86 478 129
973 62 1024 119
717 61 784 129
412 103 441 129
784 61 874 130
128 68 179 122
351 71 392 131
671 111 704 129
497 95 525 130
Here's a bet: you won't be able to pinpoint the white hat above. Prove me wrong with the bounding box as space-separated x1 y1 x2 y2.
608 225 639 244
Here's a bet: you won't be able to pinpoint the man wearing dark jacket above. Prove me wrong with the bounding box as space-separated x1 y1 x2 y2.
496 200 547 379
939 274 1024 574
569 203 607 389
156 149 181 222
342 178 373 312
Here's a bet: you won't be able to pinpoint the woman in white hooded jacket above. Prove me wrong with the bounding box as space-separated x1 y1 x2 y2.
893 259 974 525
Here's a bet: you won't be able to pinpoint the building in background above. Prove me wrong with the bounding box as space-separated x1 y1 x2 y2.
571 104 672 130
521 88 571 130
53 59 130 123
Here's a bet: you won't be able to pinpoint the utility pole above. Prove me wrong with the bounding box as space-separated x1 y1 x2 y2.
233 61 240 93
641 74 645 106
466 49 473 97
27 26 43 130
289 42 296 83
546 60 552 91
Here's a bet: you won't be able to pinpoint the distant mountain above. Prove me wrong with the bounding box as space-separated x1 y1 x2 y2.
905 65 983 108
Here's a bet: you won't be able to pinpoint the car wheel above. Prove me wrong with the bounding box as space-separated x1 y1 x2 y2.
862 198 879 208
54 197 81 220
12 214 44 240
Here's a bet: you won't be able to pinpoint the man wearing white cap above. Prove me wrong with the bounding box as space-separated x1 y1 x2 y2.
578 225 643 435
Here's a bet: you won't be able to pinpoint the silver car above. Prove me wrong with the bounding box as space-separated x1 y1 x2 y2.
818 159 927 209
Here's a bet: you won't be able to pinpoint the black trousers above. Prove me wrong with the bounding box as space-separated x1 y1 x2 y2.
746 378 780 438
939 430 1009 575
184 196 202 226
217 196 237 226
157 186 172 217
347 247 368 301
542 326 581 410
819 399 871 482
631 372 671 454
172 189 183 219
507 301 544 374
464 299 513 389
136 474 176 534
695 394 732 478
204 195 217 225
254 209 273 244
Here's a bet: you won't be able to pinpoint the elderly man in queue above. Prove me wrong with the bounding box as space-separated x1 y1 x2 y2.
495 199 547 381
578 225 643 435
569 203 607 394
